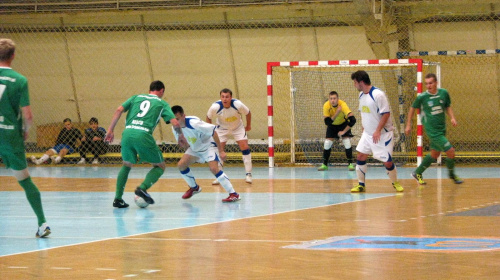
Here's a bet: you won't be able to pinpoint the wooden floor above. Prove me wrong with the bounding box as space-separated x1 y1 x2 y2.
0 166 499 280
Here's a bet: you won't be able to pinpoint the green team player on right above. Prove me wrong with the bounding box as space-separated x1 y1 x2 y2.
405 73 463 185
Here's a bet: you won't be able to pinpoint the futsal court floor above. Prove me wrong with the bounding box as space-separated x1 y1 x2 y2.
0 164 499 279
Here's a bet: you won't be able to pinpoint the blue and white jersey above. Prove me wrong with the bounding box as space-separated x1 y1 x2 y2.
206 99 250 131
172 116 217 153
358 86 393 135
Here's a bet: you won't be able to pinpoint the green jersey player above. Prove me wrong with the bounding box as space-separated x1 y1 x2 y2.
405 73 463 185
0 38 50 237
106 80 187 208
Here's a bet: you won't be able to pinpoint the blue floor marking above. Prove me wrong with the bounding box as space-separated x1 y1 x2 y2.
0 191 393 257
285 236 500 251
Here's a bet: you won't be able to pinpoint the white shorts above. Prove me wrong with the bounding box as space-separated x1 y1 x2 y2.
185 145 221 164
356 131 394 162
216 124 247 143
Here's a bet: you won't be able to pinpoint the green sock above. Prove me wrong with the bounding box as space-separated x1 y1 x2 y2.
446 157 456 178
115 165 131 199
140 166 164 191
19 177 46 226
416 154 435 174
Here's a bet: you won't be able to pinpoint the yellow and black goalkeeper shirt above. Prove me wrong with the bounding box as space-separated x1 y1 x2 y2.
322 99 351 125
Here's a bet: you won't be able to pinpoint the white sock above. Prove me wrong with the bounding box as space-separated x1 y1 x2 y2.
180 168 197 188
39 154 50 163
216 171 235 193
356 161 367 185
55 156 62 163
243 154 252 174
386 163 398 183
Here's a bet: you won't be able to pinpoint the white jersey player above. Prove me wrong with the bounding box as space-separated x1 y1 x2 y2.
350 70 404 193
206 88 253 184
172 105 240 203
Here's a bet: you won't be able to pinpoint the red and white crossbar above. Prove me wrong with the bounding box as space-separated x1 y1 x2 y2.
266 59 424 167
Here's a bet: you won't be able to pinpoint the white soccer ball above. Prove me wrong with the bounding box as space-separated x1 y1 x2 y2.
134 195 149 208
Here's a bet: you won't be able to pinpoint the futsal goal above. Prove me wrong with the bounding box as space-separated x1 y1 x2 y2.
266 59 440 168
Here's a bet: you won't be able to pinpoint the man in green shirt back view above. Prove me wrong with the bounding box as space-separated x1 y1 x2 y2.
106 80 187 208
0 38 50 237
405 73 463 185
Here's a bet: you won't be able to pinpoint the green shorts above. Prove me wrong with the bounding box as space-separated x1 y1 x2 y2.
121 130 163 164
0 150 28 171
430 135 453 152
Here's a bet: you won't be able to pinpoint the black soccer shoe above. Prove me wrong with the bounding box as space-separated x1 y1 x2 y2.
113 199 129 208
135 187 155 204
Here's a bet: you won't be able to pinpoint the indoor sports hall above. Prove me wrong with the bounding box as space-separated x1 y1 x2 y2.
1 1 499 279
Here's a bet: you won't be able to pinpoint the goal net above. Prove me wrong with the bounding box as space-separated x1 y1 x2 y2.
267 59 438 167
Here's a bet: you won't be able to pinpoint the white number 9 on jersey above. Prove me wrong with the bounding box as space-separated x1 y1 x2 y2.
137 100 150 117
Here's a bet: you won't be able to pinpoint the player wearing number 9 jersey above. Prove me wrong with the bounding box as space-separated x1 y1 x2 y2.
106 80 187 208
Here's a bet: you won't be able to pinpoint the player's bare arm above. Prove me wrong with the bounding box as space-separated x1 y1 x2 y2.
213 131 227 161
245 111 252 131
405 107 416 135
373 113 390 144
446 107 458 126
170 118 188 148
21 105 33 140
105 105 125 142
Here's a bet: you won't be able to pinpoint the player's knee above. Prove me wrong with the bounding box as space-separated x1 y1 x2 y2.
324 139 333 150
342 138 351 149
13 169 30 181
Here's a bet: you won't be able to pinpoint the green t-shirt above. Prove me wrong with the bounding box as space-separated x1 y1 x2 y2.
0 67 29 152
122 94 175 135
411 88 451 138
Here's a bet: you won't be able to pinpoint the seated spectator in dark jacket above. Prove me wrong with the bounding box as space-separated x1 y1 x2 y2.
77 117 109 164
31 118 83 164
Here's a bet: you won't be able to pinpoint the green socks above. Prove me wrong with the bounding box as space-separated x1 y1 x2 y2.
416 154 436 175
139 166 164 191
115 165 132 199
446 157 456 177
19 177 46 226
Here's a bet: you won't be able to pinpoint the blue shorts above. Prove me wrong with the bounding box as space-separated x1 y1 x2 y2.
53 144 75 154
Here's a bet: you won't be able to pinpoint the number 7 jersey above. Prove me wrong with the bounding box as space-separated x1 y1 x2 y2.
122 94 175 135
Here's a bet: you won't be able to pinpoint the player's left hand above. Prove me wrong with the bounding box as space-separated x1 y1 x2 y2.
451 118 457 126
219 151 227 161
105 132 114 143
372 130 381 144
245 125 251 131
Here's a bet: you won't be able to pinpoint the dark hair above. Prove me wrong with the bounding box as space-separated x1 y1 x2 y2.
171 105 184 115
89 117 98 124
351 70 371 85
63 118 72 123
150 80 165 92
220 88 233 96
425 73 437 81
329 91 338 97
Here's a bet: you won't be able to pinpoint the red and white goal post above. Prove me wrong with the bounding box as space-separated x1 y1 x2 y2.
266 59 441 168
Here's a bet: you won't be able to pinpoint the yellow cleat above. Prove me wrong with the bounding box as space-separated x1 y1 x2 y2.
411 172 426 185
392 181 404 192
351 184 366 192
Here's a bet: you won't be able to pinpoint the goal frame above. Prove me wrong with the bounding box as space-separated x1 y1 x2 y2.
266 58 438 168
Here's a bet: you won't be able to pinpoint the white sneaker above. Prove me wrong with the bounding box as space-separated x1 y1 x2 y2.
92 158 99 164
50 156 57 164
245 173 252 184
30 155 40 165
212 179 220 185
36 223 51 238
77 158 86 165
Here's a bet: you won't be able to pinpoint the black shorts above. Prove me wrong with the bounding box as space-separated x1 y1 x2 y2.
326 122 354 139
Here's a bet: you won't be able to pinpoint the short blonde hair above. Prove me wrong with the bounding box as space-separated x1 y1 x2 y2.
0 38 15 62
